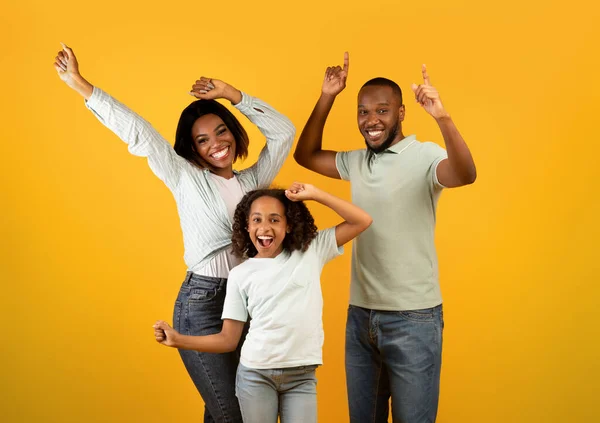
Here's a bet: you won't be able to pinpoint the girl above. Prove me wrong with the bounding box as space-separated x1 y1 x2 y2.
54 44 295 423
154 182 372 423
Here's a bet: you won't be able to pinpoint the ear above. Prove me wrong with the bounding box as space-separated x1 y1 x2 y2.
286 225 291 234
399 104 406 122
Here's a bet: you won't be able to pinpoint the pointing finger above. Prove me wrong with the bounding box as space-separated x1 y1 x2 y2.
422 64 430 85
60 42 73 60
343 51 349 74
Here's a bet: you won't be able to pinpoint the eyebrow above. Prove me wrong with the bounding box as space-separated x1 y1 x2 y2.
358 102 390 107
194 124 227 140
251 212 283 218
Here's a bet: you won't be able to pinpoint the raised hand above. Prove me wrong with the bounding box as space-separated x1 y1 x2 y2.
322 52 349 97
54 43 82 87
153 320 179 347
411 65 449 119
53 43 93 99
285 182 319 202
190 77 242 104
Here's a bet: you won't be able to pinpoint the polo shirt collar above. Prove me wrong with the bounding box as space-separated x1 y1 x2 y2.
385 134 417 154
367 134 417 163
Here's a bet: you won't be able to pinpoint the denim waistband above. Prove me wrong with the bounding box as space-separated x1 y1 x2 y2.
184 271 227 290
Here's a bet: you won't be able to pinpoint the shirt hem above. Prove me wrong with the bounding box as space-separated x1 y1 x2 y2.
349 299 443 311
240 358 323 370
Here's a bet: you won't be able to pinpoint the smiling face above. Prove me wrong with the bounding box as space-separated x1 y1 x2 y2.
247 196 290 259
191 113 237 178
357 85 405 154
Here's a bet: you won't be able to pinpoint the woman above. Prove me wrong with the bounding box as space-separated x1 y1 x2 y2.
54 43 295 423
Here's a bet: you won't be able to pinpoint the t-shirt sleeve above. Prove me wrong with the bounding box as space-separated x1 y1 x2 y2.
335 151 352 181
221 270 248 322
313 227 344 267
422 142 448 190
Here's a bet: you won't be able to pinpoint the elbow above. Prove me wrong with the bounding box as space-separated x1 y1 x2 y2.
223 344 237 353
455 166 477 186
223 337 239 353
361 215 374 232
293 149 308 167
464 167 477 185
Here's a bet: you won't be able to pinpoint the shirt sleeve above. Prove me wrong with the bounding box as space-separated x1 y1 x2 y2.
221 269 249 322
236 93 295 188
422 142 448 190
85 87 187 192
336 151 352 181
313 227 344 268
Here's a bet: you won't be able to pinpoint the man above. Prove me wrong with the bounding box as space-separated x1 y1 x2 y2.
294 52 476 423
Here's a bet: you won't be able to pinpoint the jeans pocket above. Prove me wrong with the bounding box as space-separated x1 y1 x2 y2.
188 286 219 303
173 300 183 332
303 364 319 374
441 308 445 330
398 308 434 322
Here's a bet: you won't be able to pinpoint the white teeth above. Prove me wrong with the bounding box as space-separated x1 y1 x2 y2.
211 147 229 159
368 130 383 137
258 236 273 240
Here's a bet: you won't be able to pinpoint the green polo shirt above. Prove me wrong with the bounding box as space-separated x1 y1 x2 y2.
336 135 448 311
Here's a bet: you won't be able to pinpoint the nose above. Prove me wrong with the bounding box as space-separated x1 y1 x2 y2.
366 113 380 127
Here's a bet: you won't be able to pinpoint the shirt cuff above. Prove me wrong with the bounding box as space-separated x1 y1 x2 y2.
432 157 448 189
233 91 254 113
84 86 104 110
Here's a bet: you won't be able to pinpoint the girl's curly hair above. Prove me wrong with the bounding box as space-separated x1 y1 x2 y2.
231 189 318 259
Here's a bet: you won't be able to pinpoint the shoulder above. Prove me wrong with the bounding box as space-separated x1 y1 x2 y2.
338 148 367 161
412 141 447 162
228 262 251 281
309 228 337 252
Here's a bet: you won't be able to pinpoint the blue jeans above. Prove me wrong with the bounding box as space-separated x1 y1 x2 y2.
345 304 444 423
173 272 246 423
235 362 318 423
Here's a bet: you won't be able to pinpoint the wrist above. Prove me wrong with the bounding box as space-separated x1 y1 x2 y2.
320 92 337 102
225 85 242 105
310 187 327 203
170 332 183 348
434 113 452 123
70 75 93 100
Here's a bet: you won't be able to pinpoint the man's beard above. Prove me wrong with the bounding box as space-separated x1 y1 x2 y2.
365 123 398 154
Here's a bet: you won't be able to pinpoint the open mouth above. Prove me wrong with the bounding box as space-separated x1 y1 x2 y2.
210 146 230 161
365 129 384 142
257 235 274 248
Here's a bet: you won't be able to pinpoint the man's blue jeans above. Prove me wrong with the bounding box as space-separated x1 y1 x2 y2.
345 304 444 423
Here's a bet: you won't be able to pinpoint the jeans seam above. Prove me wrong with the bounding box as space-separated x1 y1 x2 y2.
371 358 383 423
196 350 229 421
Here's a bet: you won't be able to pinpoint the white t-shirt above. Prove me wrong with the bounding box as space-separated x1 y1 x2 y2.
222 228 343 369
197 173 245 277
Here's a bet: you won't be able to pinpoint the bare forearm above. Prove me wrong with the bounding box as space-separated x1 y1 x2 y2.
436 116 477 184
172 332 237 353
68 74 94 100
223 85 242 105
294 93 336 163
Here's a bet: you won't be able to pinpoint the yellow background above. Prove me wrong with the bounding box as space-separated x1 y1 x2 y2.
2 0 599 421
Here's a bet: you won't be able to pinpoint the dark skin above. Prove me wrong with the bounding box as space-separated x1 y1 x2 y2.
294 52 477 187
191 114 238 179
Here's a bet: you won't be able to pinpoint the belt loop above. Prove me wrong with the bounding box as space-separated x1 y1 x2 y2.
185 271 194 284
